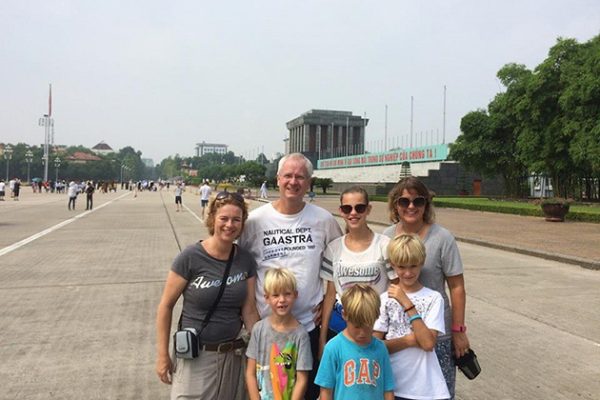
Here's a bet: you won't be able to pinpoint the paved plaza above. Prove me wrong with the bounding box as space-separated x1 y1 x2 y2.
0 189 599 399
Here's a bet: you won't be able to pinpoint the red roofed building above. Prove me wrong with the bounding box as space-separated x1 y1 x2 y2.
67 151 102 164
92 141 114 156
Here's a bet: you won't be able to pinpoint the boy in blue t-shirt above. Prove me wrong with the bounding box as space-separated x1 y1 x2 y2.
315 284 394 400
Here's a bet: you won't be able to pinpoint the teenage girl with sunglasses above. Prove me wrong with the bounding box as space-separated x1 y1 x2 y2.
318 186 398 358
382 177 469 400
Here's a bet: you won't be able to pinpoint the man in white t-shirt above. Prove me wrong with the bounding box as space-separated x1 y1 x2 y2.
238 153 342 400
198 181 212 219
0 179 6 201
8 178 15 198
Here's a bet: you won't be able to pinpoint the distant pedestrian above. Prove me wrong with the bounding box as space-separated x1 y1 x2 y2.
85 181 95 210
9 178 15 198
12 178 20 201
67 181 78 210
199 180 212 219
174 182 183 212
0 179 5 201
259 181 268 199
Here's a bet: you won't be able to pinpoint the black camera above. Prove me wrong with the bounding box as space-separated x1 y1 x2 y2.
174 328 199 359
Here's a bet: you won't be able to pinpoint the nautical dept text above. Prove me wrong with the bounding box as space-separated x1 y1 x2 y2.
263 227 314 246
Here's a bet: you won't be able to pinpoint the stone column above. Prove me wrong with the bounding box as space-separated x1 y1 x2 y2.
294 127 299 153
348 126 354 155
303 124 310 152
316 125 322 160
359 125 365 154
328 124 334 158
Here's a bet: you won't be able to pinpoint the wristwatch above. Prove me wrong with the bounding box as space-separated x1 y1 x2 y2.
451 324 467 333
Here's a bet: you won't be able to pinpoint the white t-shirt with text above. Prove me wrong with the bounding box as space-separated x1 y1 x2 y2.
374 286 449 399
320 233 396 297
238 202 342 331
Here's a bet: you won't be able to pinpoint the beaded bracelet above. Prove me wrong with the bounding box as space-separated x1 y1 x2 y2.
409 314 422 323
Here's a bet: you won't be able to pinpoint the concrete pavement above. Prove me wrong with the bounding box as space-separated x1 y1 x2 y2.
0 189 599 399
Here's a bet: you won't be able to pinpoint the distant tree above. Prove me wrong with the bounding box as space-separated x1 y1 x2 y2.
256 153 268 165
239 161 267 186
314 177 333 194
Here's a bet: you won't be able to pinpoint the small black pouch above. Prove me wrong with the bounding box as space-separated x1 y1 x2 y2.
455 348 481 380
174 328 199 359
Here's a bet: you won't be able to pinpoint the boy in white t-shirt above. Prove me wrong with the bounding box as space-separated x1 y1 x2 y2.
374 234 450 400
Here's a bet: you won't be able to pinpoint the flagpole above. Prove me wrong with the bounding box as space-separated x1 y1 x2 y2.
39 84 53 182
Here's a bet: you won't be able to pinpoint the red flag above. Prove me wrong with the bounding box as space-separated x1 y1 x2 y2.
48 84 52 117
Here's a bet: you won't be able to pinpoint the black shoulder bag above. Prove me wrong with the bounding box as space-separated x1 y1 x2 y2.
174 245 235 359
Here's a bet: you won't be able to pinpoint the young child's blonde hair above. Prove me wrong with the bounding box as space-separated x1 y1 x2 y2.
387 233 426 267
340 284 381 328
263 268 297 295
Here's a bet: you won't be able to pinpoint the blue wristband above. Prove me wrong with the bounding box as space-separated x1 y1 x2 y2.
409 314 422 323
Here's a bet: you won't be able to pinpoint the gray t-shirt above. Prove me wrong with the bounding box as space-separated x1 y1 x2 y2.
383 223 463 339
172 242 257 343
246 318 313 399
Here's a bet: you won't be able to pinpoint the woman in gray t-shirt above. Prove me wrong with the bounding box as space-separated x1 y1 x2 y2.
383 177 470 400
156 191 260 399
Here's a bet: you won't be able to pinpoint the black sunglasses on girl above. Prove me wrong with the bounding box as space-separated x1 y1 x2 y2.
397 196 426 208
340 204 368 214
216 191 245 203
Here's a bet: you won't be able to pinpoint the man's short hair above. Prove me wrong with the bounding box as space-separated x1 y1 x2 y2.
277 153 313 178
341 284 380 327
263 268 297 295
387 234 426 267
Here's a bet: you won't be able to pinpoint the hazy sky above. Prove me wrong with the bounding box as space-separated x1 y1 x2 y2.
2 1 599 164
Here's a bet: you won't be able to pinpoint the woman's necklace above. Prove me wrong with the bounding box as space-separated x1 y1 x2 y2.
346 228 374 251
397 222 427 236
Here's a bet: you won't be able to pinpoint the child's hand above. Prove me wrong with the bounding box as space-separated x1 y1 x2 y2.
388 284 409 306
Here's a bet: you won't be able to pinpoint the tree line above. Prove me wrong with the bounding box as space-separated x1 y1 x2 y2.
156 152 270 187
450 35 600 199
0 143 151 182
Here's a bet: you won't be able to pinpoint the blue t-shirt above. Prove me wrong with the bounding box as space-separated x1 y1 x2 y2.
315 332 394 400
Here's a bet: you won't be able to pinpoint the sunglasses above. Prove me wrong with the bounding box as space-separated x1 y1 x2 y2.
396 196 426 208
215 191 245 203
339 204 368 214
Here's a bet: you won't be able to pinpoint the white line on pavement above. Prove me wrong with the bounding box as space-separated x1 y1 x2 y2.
182 202 203 223
0 192 130 258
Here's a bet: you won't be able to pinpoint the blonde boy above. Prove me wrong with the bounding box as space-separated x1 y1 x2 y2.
374 234 450 400
316 284 394 400
246 268 312 400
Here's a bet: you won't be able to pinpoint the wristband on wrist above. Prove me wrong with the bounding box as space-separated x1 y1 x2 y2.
451 324 467 333
404 304 416 313
408 314 422 323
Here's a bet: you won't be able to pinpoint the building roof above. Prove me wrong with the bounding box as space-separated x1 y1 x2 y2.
92 141 113 151
67 152 102 162
286 109 369 129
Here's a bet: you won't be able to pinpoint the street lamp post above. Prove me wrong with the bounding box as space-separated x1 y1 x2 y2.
54 157 61 183
25 150 33 183
120 164 130 184
39 115 54 182
4 144 13 181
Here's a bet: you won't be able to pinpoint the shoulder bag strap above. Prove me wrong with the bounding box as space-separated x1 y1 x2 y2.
177 244 236 333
